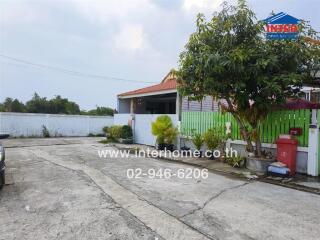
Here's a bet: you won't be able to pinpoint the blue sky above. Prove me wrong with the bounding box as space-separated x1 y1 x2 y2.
0 0 319 110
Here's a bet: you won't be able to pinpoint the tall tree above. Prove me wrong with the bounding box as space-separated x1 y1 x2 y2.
177 0 320 157
85 106 114 116
1 93 114 116
2 97 26 112
26 93 49 113
48 95 80 114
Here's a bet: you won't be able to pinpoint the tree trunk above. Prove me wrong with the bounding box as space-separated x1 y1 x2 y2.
234 115 254 153
225 97 254 153
254 127 262 157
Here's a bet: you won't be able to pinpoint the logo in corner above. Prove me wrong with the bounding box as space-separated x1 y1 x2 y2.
263 12 300 40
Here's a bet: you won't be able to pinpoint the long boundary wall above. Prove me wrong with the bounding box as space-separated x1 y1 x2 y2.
0 112 113 137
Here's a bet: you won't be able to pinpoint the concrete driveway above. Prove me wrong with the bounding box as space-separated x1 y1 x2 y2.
0 138 320 240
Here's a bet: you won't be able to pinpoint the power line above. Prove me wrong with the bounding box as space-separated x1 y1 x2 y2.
0 54 157 84
0 60 30 68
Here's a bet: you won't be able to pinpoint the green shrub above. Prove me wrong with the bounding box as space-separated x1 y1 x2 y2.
105 125 132 142
151 115 173 144
121 125 133 139
42 125 50 138
203 128 223 151
164 127 179 144
102 126 109 134
108 125 123 140
191 131 204 150
225 156 245 168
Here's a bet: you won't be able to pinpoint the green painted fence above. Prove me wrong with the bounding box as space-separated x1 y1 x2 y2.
181 110 311 147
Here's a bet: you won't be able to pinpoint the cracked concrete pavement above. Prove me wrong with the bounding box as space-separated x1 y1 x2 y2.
1 137 320 240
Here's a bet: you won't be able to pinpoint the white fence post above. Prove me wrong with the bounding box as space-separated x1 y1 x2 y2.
131 114 135 143
307 109 319 176
87 116 90 136
177 120 181 150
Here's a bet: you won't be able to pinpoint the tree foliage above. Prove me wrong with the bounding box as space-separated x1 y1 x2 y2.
0 93 114 116
0 98 26 112
25 93 80 114
82 106 115 116
177 0 320 156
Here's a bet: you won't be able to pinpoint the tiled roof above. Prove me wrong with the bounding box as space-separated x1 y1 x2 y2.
118 79 177 97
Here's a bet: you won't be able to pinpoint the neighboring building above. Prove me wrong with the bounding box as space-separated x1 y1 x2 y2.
301 86 320 103
117 71 178 114
117 70 220 115
116 70 220 146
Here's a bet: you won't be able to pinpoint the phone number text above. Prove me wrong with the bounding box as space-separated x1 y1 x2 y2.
126 168 208 179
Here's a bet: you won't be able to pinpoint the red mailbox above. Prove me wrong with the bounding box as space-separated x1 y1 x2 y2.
276 138 298 175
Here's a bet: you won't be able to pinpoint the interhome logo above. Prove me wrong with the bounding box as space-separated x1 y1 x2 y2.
263 12 300 40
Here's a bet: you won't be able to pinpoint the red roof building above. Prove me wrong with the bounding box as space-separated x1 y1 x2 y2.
118 72 177 98
117 71 178 114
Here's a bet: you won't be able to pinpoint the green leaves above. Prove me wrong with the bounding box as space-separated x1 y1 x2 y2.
191 130 204 150
203 127 224 151
178 0 319 109
177 0 320 156
151 115 178 144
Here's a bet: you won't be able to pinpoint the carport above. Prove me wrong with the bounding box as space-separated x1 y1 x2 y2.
115 71 180 146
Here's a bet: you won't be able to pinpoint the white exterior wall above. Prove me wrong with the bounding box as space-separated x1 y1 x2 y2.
114 114 132 126
0 112 113 137
114 113 178 146
134 114 177 146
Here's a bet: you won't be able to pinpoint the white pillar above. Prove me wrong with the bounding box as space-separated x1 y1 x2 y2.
307 109 319 176
177 120 181 150
130 98 136 114
116 98 119 113
130 114 135 144
176 92 182 150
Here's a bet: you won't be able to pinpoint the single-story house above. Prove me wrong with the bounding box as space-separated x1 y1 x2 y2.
117 71 178 115
115 70 221 146
117 70 220 116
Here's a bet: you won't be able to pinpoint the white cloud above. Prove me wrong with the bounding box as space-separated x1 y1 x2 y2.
1 1 48 25
111 23 161 58
182 0 223 13
114 24 145 52
71 0 164 57
71 0 154 23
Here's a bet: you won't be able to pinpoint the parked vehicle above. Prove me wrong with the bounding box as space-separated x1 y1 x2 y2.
0 134 9 190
